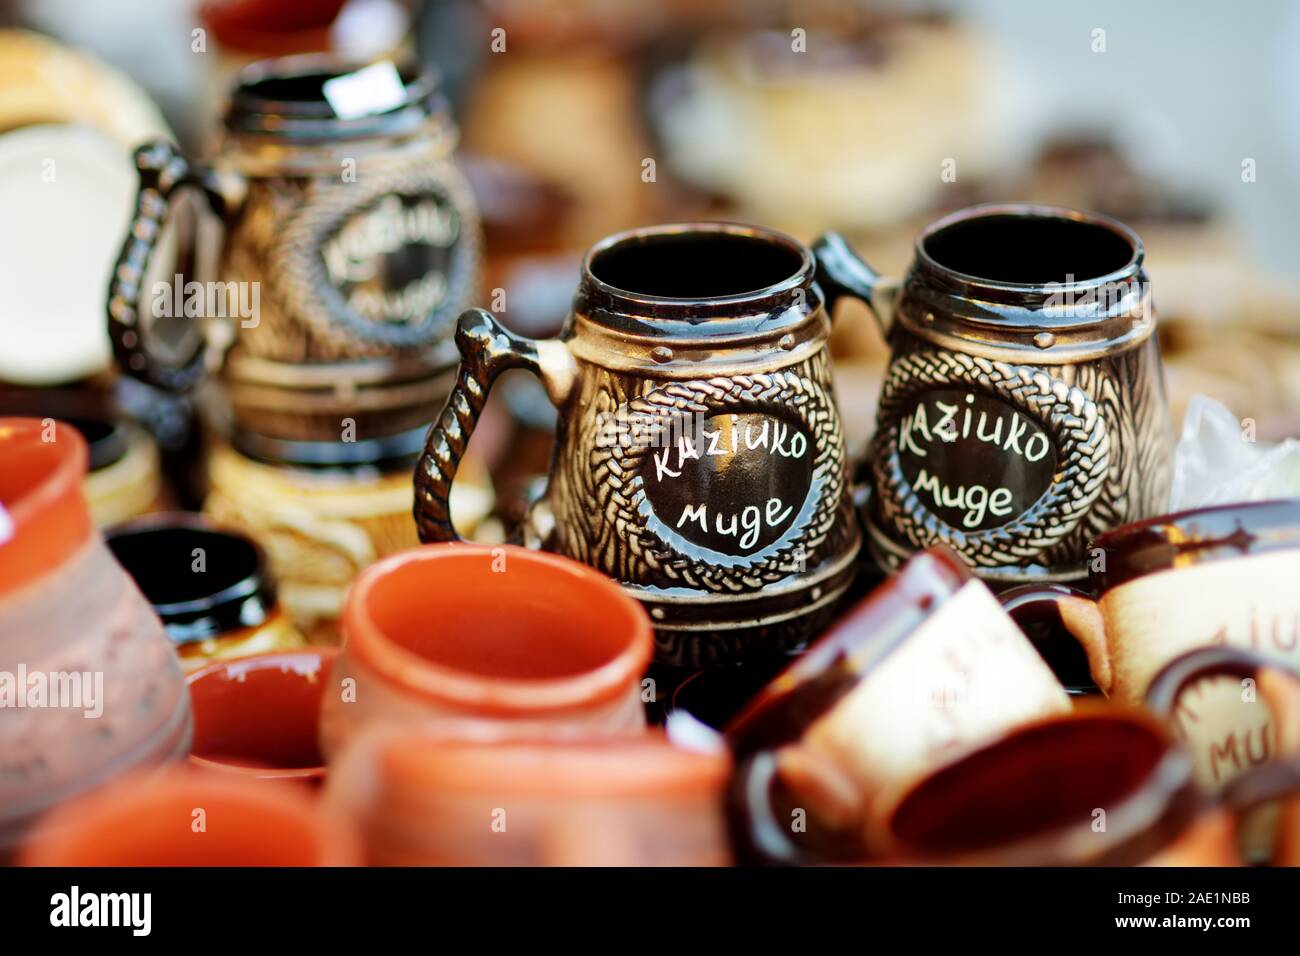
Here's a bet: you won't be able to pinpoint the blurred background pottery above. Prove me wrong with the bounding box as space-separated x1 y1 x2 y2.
21 767 357 866
106 512 305 670
203 432 493 642
0 418 190 853
187 648 336 784
319 543 653 757
107 54 481 424
327 724 731 865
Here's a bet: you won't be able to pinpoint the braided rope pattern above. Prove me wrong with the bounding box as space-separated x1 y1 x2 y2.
871 348 1110 569
270 159 481 357
580 356 849 593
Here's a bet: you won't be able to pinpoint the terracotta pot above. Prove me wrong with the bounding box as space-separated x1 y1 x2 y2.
21 767 357 866
187 649 335 784
726 545 1069 863
107 513 305 672
319 543 653 757
0 418 190 853
327 725 730 866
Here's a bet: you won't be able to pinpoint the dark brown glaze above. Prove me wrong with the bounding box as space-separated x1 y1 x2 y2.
1092 499 1300 594
726 545 970 756
879 709 1199 865
819 203 1172 583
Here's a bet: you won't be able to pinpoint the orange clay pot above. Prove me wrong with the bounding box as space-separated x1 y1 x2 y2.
0 418 190 852
187 648 335 785
319 543 653 757
21 767 357 866
327 724 731 866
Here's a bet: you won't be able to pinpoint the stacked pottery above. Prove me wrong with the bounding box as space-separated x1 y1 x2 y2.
106 54 491 640
0 418 191 853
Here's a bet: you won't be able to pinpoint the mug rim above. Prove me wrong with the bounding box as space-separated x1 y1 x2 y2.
186 648 337 781
105 511 278 642
1090 498 1300 593
342 543 654 716
914 202 1144 295
576 221 817 333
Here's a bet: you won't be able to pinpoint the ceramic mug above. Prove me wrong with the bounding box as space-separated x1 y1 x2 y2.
725 544 1070 861
816 203 1172 583
1146 645 1300 791
187 648 336 784
863 708 1237 866
327 725 731 866
732 706 1240 865
106 513 305 671
0 418 190 853
319 543 653 757
415 222 861 666
106 55 480 445
21 768 357 866
1000 500 1300 709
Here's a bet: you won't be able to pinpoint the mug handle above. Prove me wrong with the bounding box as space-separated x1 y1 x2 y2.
811 231 897 336
414 308 565 542
1146 645 1300 757
997 584 1114 695
107 140 232 393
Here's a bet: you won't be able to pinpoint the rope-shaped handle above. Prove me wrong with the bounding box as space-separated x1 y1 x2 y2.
106 140 226 393
413 309 541 542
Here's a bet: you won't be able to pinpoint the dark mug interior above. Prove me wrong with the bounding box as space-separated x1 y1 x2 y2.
920 209 1137 286
880 711 1191 864
106 515 274 641
187 650 334 780
588 227 807 300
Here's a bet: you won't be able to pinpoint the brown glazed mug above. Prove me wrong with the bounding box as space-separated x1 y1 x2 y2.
725 545 1070 861
106 513 305 671
415 222 861 666
732 707 1239 866
107 55 479 444
319 543 653 757
1000 500 1300 711
816 203 1171 584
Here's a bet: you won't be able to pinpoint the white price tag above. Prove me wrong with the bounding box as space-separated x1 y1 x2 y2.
322 62 407 120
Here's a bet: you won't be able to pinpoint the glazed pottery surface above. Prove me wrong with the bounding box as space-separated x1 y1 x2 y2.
107 513 305 670
0 418 190 851
187 648 334 783
415 222 861 666
21 767 357 866
1004 500 1300 789
817 204 1172 584
319 543 653 756
327 725 731 866
725 545 1068 861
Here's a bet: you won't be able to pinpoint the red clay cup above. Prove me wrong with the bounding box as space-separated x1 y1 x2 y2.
187 649 336 784
21 767 358 866
320 543 654 757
